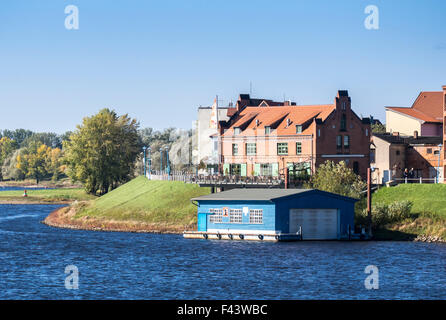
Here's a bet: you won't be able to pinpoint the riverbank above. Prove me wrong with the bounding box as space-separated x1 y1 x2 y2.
0 178 81 189
36 178 445 242
43 176 211 233
0 188 96 204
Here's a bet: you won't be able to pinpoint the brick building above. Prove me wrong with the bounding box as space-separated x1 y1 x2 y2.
219 91 371 179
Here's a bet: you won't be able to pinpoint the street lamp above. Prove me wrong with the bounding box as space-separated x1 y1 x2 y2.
165 146 170 180
160 148 163 175
147 147 152 179
142 146 147 177
437 144 442 184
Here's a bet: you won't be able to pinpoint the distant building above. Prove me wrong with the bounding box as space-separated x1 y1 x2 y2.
185 188 357 241
371 132 442 184
196 99 230 174
385 91 444 136
219 90 371 179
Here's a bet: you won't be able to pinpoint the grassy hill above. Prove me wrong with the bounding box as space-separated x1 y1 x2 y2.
371 184 446 240
75 176 211 224
373 184 446 217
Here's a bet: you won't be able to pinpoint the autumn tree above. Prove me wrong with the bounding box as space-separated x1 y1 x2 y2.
63 109 141 195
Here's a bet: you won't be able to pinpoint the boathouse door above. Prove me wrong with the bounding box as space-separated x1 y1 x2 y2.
289 209 338 240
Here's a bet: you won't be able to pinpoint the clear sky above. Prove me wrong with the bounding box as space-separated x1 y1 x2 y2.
0 0 445 133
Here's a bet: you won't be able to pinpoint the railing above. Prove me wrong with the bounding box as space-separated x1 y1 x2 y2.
146 171 286 185
391 177 440 184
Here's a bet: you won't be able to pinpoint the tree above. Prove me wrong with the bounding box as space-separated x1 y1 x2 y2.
371 123 386 134
1 149 24 181
0 129 34 146
16 142 53 184
64 109 141 195
309 160 366 199
0 137 18 180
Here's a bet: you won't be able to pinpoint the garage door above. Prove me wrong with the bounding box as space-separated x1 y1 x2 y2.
289 209 338 240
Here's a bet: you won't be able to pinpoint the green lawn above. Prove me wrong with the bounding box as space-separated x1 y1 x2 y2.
373 184 446 217
0 188 95 203
75 176 211 225
371 184 446 239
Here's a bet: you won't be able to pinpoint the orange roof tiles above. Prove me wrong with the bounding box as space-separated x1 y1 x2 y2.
386 92 443 123
222 104 335 136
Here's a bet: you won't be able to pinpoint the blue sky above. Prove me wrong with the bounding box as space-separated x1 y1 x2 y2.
0 0 445 133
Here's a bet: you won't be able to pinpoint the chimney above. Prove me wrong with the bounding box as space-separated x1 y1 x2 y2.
443 85 446 110
413 130 418 139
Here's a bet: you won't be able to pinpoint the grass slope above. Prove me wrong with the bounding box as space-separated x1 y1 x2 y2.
372 184 446 239
373 184 446 217
75 176 211 226
0 188 95 203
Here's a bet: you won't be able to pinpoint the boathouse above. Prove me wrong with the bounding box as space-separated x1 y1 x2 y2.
184 188 357 241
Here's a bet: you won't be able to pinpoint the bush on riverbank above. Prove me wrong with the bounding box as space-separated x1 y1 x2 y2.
356 200 413 228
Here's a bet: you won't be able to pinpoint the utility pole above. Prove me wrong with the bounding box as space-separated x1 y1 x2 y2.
367 167 372 238
437 144 442 183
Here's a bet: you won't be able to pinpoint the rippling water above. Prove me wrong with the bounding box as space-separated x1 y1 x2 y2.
0 204 445 300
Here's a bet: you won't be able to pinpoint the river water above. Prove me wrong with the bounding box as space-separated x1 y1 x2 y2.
0 204 445 300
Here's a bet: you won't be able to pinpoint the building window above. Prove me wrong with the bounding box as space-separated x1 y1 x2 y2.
296 142 302 154
229 209 242 223
434 150 440 155
249 209 263 224
340 114 346 131
371 149 376 163
318 129 321 137
365 128 369 137
209 209 222 223
342 102 346 110
277 143 288 155
265 126 271 135
344 135 350 148
234 127 241 135
427 148 432 154
232 144 238 155
396 150 400 156
213 139 218 152
296 125 302 134
336 135 342 148
246 143 257 155
261 163 272 176
230 164 241 175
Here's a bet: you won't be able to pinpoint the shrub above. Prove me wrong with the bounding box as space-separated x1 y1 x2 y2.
356 200 414 229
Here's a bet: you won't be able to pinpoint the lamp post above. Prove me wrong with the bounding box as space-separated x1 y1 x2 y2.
437 144 443 184
165 146 170 180
147 147 152 179
160 148 163 176
142 146 147 177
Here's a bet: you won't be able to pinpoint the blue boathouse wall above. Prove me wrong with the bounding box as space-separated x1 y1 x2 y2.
195 190 356 238
273 190 356 236
197 201 276 232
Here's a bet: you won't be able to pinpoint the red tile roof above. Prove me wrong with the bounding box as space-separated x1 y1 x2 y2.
222 104 335 136
386 92 443 123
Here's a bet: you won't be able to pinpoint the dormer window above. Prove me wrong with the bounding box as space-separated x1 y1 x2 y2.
296 125 302 134
234 127 241 135
286 119 291 127
265 126 271 135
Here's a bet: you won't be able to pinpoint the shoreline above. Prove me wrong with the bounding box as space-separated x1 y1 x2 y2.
42 206 186 234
